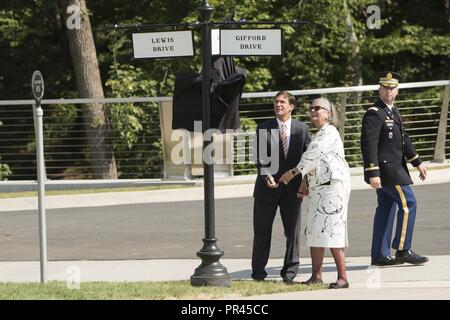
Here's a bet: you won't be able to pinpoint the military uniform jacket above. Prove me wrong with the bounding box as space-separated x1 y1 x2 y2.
360 98 422 186
253 118 311 202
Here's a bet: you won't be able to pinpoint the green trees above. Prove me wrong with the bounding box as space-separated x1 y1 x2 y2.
0 0 448 179
2 0 448 99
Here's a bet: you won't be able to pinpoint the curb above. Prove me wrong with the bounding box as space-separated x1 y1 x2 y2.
1 161 449 193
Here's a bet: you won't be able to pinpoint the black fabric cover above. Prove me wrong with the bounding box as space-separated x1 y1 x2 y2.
172 57 246 132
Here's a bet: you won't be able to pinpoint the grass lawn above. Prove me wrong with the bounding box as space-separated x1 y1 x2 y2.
0 280 327 300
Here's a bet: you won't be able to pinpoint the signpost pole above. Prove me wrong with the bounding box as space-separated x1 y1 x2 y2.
190 0 231 287
32 70 47 284
111 9 307 287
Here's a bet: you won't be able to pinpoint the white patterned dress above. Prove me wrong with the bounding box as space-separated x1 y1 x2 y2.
296 123 351 248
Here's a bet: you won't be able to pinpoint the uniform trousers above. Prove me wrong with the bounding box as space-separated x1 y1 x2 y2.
371 184 417 259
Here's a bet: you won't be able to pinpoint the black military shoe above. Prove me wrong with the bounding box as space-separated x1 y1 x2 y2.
395 250 429 265
371 256 399 266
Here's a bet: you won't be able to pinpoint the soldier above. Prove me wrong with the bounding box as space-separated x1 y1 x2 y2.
360 71 429 266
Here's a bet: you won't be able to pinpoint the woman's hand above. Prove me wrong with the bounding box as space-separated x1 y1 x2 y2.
279 170 294 185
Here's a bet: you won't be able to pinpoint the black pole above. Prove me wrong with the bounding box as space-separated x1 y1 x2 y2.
105 4 307 288
190 0 231 287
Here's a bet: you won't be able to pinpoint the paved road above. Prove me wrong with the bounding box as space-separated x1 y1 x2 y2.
0 182 449 261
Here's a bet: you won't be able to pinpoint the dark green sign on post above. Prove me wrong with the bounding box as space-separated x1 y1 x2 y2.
31 70 45 100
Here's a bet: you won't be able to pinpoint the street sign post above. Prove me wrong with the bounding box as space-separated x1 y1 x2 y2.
189 1 231 287
31 70 47 284
108 0 307 287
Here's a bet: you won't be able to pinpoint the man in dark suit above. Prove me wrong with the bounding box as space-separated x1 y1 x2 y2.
361 72 429 266
252 91 311 283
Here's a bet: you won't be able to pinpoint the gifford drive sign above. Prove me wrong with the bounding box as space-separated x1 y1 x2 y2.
219 29 282 56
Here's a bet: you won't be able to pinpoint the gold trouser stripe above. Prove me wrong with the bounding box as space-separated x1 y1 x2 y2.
395 185 409 250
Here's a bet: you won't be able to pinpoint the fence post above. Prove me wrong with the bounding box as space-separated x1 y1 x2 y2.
158 102 168 179
432 85 449 163
31 70 47 284
33 101 48 283
337 93 347 143
158 100 192 180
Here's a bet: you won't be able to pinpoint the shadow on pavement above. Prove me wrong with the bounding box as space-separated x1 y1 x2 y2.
229 262 371 279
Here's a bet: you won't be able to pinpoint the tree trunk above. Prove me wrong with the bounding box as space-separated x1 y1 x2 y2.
343 0 363 88
60 0 117 178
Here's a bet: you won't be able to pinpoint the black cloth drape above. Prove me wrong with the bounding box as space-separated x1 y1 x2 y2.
172 57 246 132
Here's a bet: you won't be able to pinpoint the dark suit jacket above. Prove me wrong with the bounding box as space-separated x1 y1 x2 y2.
361 98 422 186
253 118 311 203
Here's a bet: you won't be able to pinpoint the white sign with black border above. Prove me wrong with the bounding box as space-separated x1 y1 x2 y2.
220 29 283 56
132 30 194 59
31 70 44 100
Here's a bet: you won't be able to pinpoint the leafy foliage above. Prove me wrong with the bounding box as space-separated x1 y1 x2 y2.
105 63 164 178
0 0 448 178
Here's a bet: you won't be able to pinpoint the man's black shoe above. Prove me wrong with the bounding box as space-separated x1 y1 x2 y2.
371 256 400 266
282 277 295 285
251 272 266 282
395 250 429 265
251 276 265 282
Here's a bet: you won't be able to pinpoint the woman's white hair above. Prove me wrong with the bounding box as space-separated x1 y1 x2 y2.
311 97 339 127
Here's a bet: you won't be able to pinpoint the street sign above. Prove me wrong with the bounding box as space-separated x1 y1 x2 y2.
220 29 283 56
31 70 45 100
132 30 194 59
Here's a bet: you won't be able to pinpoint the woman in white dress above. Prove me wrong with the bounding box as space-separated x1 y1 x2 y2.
280 97 351 289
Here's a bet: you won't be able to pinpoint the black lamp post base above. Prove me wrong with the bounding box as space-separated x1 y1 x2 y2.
190 239 232 287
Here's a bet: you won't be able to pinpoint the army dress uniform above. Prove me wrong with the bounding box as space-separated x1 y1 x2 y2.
360 72 428 266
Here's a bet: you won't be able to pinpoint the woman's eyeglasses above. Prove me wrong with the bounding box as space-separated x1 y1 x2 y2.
310 106 325 112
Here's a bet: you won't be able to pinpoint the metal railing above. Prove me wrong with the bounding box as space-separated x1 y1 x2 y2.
232 81 450 175
0 98 167 180
0 80 448 180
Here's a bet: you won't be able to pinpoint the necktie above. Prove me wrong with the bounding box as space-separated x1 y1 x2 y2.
281 124 288 158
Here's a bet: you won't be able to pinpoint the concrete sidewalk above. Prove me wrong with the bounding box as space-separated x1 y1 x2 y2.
1 162 449 299
0 256 449 299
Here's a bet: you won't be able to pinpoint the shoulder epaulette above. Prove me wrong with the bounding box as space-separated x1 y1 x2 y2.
368 107 379 112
